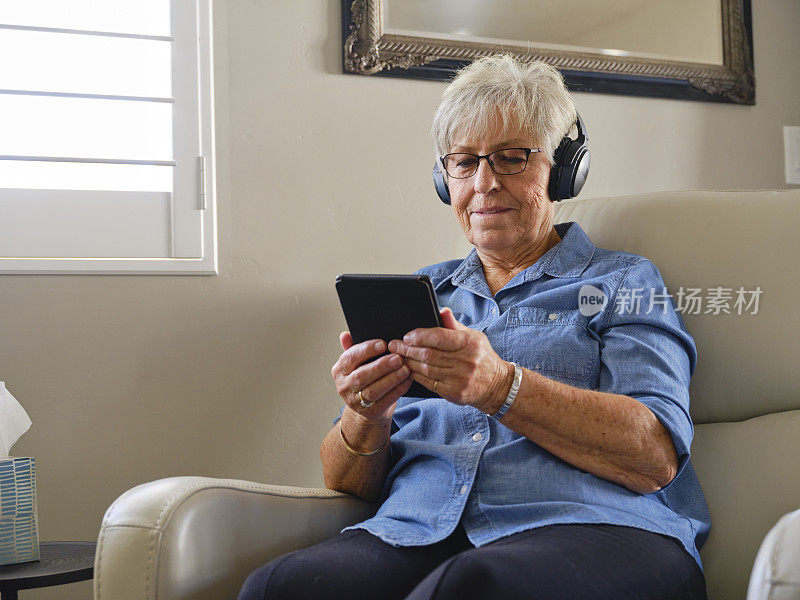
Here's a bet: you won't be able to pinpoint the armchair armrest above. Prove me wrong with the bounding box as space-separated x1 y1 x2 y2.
94 476 378 600
747 508 800 600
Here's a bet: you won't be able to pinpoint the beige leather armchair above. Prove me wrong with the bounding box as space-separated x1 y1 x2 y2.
94 190 800 600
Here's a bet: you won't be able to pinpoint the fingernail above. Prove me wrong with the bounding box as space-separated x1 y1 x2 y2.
374 341 384 351
390 354 402 366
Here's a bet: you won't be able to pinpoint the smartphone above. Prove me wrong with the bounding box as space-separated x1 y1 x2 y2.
335 274 444 398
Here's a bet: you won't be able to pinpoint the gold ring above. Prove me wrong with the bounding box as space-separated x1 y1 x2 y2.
357 389 373 408
433 380 439 393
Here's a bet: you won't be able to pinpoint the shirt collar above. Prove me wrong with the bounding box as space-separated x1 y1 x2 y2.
449 221 595 290
539 221 595 279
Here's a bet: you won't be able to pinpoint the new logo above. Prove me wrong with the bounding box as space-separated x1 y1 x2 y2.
578 285 607 316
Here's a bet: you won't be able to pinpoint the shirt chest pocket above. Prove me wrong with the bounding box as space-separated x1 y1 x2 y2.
504 307 598 386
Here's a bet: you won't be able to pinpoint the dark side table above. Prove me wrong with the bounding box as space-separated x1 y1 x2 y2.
0 542 96 599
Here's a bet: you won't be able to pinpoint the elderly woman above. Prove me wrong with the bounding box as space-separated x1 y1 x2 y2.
238 55 710 600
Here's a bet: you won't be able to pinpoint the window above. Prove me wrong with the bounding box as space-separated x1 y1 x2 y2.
0 0 216 274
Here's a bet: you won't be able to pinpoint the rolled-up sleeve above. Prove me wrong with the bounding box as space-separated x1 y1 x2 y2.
595 258 698 489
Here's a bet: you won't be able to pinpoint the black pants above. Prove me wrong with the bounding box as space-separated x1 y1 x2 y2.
237 521 707 600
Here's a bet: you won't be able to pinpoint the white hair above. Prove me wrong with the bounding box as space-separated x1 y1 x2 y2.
430 54 577 165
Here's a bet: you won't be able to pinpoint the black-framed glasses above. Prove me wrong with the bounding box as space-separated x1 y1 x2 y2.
440 147 542 179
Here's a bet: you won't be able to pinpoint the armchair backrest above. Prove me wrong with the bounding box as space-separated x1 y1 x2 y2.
555 190 800 599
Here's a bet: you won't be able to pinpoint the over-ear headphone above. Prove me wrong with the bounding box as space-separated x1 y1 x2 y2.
433 158 451 205
548 113 590 203
432 113 590 205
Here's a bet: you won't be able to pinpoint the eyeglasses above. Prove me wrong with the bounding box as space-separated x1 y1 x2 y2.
440 147 542 179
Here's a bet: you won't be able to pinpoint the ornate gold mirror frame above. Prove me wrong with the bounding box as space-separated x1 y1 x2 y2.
342 0 754 105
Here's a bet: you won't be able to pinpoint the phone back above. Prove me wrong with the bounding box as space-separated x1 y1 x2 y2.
335 274 443 345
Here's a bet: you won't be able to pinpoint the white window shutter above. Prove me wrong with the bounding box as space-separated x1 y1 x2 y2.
0 0 216 274
171 0 202 259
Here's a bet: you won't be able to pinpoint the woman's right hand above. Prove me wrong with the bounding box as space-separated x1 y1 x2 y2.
331 332 414 423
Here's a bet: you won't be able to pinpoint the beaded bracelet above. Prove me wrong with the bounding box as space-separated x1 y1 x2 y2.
339 423 390 456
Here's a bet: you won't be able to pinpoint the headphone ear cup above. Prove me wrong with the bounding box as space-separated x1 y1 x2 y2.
548 138 570 202
433 162 451 205
570 148 590 198
550 140 590 201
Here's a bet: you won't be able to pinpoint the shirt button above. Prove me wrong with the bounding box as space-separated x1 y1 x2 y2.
471 432 483 442
460 485 468 494
548 313 559 320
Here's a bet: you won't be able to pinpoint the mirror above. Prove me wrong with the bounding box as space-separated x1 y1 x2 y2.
343 0 754 104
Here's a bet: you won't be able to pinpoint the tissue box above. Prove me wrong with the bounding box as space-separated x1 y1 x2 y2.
0 457 40 565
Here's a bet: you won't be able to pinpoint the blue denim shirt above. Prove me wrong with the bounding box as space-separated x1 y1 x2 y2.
332 221 711 570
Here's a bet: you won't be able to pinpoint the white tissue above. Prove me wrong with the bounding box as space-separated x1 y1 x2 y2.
0 382 32 457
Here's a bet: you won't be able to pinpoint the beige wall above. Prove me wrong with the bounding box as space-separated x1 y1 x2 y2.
3 1 799 597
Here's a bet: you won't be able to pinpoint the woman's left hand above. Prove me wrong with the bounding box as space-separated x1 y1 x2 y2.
387 307 513 414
